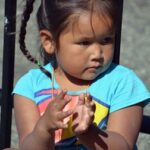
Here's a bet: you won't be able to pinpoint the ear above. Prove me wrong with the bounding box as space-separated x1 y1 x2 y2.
39 30 55 54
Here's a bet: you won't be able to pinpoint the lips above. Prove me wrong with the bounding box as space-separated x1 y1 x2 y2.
89 64 103 69
86 65 102 72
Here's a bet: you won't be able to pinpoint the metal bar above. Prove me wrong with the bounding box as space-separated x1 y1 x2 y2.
0 89 2 105
0 0 17 149
140 115 150 134
113 0 124 64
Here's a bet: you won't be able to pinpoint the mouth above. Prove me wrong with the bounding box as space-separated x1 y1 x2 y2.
86 66 102 73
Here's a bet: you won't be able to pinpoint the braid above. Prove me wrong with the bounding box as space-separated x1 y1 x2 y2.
19 0 51 79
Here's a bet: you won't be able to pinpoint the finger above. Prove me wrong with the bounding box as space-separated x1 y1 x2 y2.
56 90 67 101
78 94 85 105
84 93 92 104
87 101 96 112
57 110 73 120
48 95 66 110
57 95 72 110
90 113 95 122
57 122 69 129
91 101 96 112
85 99 95 110
55 90 71 110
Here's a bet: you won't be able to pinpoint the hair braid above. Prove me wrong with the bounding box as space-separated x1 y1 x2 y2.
19 0 51 79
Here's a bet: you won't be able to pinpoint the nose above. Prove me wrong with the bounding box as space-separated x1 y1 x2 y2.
90 43 103 61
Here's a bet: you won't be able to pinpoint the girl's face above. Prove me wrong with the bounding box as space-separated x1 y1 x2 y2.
55 12 115 81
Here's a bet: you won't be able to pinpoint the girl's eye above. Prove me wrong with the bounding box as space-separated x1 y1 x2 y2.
78 41 91 46
100 37 114 45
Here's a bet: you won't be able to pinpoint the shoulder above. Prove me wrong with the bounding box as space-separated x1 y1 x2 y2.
16 63 52 84
93 63 135 86
107 63 147 88
106 63 135 78
107 64 150 112
103 63 149 94
13 64 52 101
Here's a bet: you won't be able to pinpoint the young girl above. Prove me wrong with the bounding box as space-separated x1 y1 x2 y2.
10 0 150 150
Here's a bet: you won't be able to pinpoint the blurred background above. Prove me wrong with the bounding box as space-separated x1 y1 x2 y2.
0 0 150 149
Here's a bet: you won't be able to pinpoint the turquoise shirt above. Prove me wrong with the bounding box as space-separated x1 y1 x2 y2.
13 63 150 150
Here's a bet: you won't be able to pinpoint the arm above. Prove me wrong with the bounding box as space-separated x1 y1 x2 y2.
14 91 73 150
77 103 143 150
14 94 55 150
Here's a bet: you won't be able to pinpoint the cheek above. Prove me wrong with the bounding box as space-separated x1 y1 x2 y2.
65 57 85 70
104 46 114 63
59 48 87 66
57 52 85 71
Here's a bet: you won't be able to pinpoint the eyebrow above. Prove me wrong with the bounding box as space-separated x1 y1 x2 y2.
76 32 115 41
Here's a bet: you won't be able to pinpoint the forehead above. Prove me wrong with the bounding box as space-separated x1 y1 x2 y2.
61 11 114 38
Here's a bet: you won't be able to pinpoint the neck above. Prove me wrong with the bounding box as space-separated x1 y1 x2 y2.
54 69 91 91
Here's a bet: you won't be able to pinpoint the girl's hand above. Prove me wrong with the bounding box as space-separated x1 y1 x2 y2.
40 90 73 133
72 93 95 135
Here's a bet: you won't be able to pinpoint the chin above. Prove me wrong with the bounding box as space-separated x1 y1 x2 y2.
83 74 98 81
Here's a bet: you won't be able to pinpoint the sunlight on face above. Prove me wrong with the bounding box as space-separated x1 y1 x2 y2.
55 11 115 81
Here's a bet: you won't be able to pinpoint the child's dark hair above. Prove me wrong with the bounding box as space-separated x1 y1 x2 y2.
19 0 119 78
